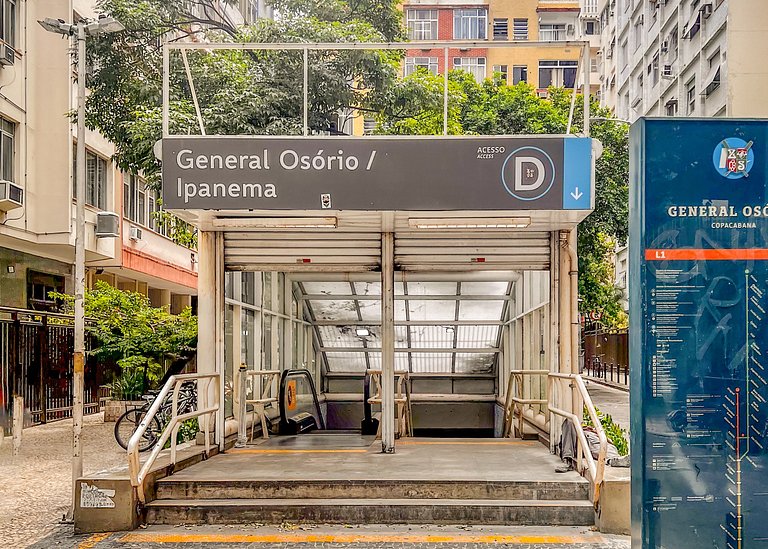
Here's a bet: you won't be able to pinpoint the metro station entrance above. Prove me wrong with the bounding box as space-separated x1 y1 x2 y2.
127 123 605 526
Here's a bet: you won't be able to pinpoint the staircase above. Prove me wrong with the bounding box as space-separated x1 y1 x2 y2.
145 477 594 525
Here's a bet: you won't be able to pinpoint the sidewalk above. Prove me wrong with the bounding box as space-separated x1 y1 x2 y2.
585 381 630 434
0 413 127 547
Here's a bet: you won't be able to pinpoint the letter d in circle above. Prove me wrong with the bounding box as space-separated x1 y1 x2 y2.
514 156 545 191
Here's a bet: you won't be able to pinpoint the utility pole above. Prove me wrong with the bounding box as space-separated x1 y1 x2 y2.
38 14 124 515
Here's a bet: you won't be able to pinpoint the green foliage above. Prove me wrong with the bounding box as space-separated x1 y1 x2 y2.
377 74 629 325
108 368 146 401
52 281 197 395
176 418 200 445
583 406 629 456
87 0 405 188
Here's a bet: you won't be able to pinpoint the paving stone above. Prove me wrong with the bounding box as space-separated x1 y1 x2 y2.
0 413 127 547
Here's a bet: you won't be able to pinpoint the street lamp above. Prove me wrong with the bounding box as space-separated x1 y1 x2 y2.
38 14 124 515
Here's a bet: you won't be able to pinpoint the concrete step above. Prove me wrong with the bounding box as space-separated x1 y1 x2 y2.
145 498 596 526
155 479 590 501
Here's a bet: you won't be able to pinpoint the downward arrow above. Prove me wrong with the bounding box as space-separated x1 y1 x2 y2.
570 187 583 200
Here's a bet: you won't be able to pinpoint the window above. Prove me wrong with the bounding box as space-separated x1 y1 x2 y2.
540 23 566 41
363 117 376 136
705 49 721 96
665 99 678 116
538 60 578 88
27 271 65 312
650 52 659 87
619 39 628 69
73 147 108 209
492 64 508 82
513 18 528 40
123 175 169 234
585 20 598 35
0 116 13 183
406 9 438 40
453 57 486 82
453 8 487 40
686 78 696 114
0 0 15 48
667 26 678 62
404 57 438 76
512 65 528 84
493 18 508 40
238 0 260 24
633 16 643 51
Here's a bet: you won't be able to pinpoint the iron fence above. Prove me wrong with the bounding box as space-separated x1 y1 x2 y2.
0 308 111 428
582 326 629 386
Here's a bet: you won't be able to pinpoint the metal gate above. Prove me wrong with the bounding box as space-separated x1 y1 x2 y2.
0 308 107 428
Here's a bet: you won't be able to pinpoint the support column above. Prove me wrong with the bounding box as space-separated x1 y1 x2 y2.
381 232 396 453
197 231 217 447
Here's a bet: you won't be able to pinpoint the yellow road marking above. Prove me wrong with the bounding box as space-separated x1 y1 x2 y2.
228 448 368 454
78 532 112 548
398 440 536 446
119 532 604 544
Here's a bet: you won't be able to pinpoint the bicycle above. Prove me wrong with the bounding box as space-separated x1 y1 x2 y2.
114 380 198 452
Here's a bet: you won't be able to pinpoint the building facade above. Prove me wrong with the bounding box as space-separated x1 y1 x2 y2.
0 0 202 312
597 0 768 122
401 0 601 95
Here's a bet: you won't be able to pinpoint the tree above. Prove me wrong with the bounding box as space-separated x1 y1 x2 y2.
52 282 198 398
87 1 629 326
376 72 629 326
88 0 406 185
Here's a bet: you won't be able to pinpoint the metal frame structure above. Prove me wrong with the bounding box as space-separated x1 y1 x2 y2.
161 40 591 139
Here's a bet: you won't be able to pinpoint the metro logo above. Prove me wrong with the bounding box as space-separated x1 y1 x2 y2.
501 146 556 201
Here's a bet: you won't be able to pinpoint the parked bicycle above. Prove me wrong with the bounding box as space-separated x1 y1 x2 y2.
114 380 197 452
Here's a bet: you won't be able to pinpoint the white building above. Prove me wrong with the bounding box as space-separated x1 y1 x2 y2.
0 0 269 312
596 0 768 121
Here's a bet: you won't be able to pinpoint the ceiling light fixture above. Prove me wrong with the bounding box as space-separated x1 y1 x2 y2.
408 217 531 230
211 217 338 229
355 328 371 337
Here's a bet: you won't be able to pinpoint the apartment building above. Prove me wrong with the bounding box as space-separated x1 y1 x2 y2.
401 0 601 95
0 0 199 312
597 0 768 121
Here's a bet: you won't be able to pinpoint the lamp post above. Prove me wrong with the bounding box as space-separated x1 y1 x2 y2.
38 14 124 514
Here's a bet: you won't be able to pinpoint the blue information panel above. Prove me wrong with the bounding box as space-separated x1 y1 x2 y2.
630 119 768 549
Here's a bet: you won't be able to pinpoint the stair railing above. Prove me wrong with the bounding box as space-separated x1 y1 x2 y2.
127 373 220 504
548 372 607 508
503 369 550 438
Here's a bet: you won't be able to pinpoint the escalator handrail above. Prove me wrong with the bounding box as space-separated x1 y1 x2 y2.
363 371 373 425
279 368 326 430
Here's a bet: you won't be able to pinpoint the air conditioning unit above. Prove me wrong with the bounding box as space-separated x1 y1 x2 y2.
95 211 119 238
0 42 14 66
606 49 614 59
662 64 674 77
129 226 143 241
0 180 22 211
701 2 713 18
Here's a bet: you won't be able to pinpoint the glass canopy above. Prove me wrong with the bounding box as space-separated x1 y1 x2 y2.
298 280 512 374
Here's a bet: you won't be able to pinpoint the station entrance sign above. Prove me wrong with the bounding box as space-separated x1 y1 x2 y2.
161 136 593 211
630 119 768 548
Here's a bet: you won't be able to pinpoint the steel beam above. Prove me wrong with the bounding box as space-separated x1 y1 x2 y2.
381 232 395 453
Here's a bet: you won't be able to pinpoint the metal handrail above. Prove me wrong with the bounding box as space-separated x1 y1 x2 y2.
127 373 219 504
548 373 607 508
503 369 550 438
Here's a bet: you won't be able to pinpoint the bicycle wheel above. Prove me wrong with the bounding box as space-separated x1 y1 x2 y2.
114 408 162 452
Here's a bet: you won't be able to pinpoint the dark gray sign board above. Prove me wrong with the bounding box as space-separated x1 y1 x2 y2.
161 136 593 211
